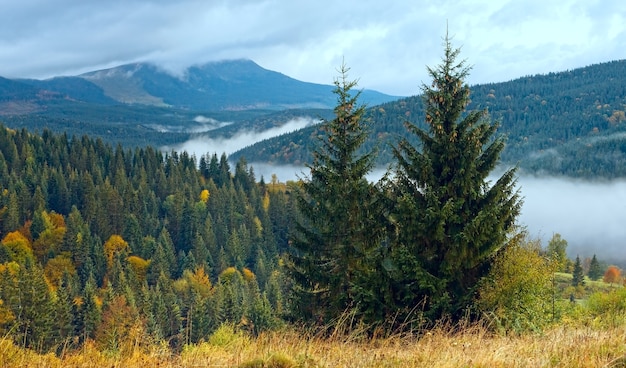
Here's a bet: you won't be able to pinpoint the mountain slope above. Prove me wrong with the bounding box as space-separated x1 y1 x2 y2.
231 59 626 178
3 60 399 112
77 59 399 110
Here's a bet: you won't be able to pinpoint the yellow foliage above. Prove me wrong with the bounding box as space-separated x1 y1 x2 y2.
127 256 151 283
185 267 213 297
219 267 242 284
253 216 263 236
220 266 238 278
0 261 20 278
73 296 84 307
46 211 66 230
242 268 256 283
44 255 77 290
1 231 33 263
200 189 210 203
262 192 270 211
0 299 15 327
104 234 129 268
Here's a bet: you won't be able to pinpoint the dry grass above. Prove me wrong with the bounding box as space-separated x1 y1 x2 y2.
1 324 625 367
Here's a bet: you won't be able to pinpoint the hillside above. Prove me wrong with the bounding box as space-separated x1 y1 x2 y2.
231 59 626 178
6 59 399 111
0 60 398 149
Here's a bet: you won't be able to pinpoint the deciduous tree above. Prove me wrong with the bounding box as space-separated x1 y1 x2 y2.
603 265 621 285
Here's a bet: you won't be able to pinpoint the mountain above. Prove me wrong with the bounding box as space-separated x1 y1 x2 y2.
2 58 626 178
9 59 399 111
231 59 626 178
0 59 397 148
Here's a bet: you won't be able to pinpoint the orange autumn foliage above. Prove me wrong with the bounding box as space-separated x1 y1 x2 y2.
603 266 622 285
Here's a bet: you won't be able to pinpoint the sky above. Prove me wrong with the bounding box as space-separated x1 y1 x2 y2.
1 0 625 96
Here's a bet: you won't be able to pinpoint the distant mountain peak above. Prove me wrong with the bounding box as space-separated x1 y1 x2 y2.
2 59 399 111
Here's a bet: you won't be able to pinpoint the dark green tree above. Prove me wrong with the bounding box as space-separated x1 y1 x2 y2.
288 63 382 323
588 254 603 280
572 255 585 287
389 33 521 320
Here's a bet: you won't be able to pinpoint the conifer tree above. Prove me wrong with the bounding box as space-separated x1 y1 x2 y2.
288 63 381 323
389 33 521 319
572 255 585 287
588 254 603 280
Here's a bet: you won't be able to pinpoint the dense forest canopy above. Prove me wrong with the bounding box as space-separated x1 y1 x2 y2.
0 39 623 360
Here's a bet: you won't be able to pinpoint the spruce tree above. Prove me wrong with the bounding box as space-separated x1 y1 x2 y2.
572 255 585 287
588 254 602 280
389 33 521 319
288 63 381 323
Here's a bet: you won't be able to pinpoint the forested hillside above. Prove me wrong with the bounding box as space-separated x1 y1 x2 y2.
1 41 625 366
0 125 296 352
232 59 626 178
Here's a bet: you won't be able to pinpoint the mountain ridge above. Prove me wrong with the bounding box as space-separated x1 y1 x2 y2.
230 58 626 178
1 59 400 112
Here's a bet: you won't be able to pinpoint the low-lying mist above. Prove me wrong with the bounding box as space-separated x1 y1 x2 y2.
252 163 626 265
164 117 318 155
170 120 625 266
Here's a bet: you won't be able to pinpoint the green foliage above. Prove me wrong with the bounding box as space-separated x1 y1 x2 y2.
234 60 626 179
546 233 569 272
588 254 603 281
477 235 556 332
585 287 626 327
288 63 383 324
571 255 585 287
387 34 521 320
208 323 248 347
0 122 292 351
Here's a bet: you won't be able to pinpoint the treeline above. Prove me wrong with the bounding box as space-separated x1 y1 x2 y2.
232 59 626 178
0 125 299 352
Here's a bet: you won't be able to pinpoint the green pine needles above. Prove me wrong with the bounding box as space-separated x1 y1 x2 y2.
289 34 521 328
288 63 384 324
388 33 521 320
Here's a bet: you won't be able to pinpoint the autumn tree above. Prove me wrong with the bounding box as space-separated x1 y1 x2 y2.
388 33 521 320
477 234 556 332
1 231 34 264
288 63 382 324
104 234 129 269
603 266 622 286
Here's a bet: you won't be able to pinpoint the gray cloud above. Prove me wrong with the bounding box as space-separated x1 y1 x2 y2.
1 0 624 95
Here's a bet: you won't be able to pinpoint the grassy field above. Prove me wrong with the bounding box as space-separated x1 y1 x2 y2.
2 322 625 367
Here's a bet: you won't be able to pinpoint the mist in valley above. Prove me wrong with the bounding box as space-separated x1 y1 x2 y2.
175 123 626 266
253 163 626 264
163 117 319 156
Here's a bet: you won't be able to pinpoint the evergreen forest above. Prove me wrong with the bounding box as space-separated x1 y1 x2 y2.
0 37 624 365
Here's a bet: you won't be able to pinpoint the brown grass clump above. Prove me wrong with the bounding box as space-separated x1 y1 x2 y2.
1 323 625 367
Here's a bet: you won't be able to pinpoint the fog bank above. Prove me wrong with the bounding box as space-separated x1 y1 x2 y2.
252 163 626 264
163 117 318 156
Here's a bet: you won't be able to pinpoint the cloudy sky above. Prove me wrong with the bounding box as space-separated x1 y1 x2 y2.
1 0 625 96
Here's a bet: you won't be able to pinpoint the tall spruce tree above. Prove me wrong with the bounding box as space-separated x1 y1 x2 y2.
288 63 381 323
389 33 521 319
